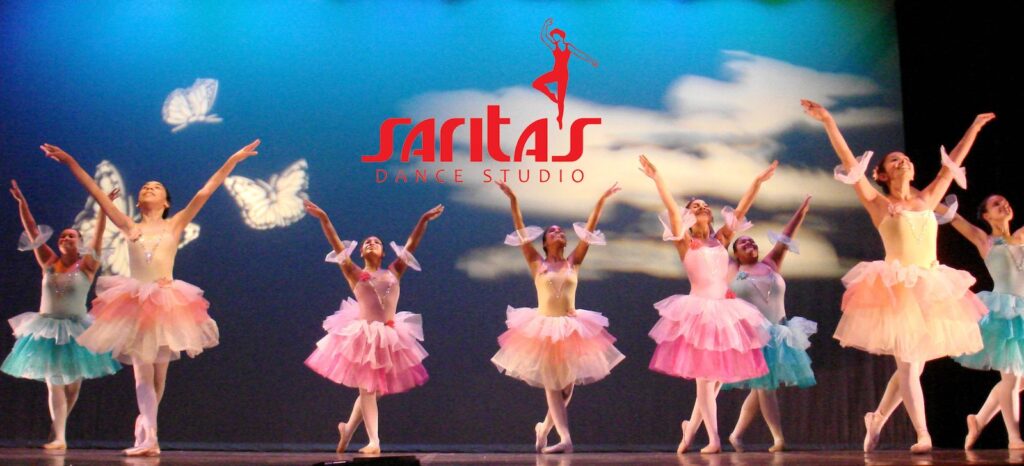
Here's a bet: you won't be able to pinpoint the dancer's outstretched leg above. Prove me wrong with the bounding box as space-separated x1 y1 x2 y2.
125 360 161 457
357 389 381 454
758 389 785 452
996 373 1024 449
696 379 722 453
133 361 168 448
864 371 902 452
337 397 364 453
537 385 573 452
43 382 69 450
542 386 573 454
555 78 568 129
729 391 759 452
894 360 931 453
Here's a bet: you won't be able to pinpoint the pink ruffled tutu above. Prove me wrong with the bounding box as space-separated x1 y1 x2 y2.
305 298 428 395
491 306 625 390
834 260 986 362
648 294 770 383
76 276 219 364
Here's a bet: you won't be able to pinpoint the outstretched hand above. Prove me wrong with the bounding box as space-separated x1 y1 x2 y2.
496 180 517 200
229 139 261 163
601 182 622 200
637 154 659 179
39 144 75 165
800 99 832 123
9 180 26 204
799 194 812 214
303 199 328 220
422 204 445 221
756 160 779 184
972 113 996 130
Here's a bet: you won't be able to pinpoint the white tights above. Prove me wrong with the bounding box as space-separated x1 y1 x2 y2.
45 380 82 445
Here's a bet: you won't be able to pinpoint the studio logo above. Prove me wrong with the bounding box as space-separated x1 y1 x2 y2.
365 18 602 184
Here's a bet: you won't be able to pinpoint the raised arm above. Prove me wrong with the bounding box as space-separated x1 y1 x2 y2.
304 199 361 287
920 113 995 206
949 213 991 257
801 100 886 221
496 181 543 273
540 18 555 50
82 188 120 276
718 161 777 245
569 182 620 266
568 43 599 67
639 154 690 259
391 204 444 278
41 144 135 232
764 195 811 271
171 139 259 232
9 180 56 268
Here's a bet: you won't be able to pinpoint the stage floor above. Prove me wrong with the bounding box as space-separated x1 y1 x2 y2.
1 448 1022 465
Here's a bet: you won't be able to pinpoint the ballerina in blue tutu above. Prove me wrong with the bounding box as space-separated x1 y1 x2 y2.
2 180 121 450
722 195 816 453
949 194 1024 450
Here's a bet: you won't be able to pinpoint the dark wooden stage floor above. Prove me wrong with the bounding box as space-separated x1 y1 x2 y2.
2 448 1023 465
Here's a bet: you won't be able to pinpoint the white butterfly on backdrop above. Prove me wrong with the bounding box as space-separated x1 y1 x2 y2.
162 78 223 133
225 159 309 230
73 161 201 276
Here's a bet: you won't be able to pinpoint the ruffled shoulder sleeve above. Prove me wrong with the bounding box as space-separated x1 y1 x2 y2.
389 241 421 271
834 151 873 185
934 194 958 225
504 226 544 246
324 240 358 264
658 210 696 242
17 225 53 251
767 231 800 254
721 206 752 233
572 222 606 245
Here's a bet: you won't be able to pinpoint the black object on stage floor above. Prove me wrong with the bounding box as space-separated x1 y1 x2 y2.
314 456 421 466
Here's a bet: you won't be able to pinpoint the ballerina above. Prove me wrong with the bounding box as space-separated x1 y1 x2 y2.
722 195 816 453
948 194 1024 450
803 99 994 453
532 17 598 130
42 140 260 456
303 199 443 455
2 180 122 450
639 155 774 454
490 180 625 454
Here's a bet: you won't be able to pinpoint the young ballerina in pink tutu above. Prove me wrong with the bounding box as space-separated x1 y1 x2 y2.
2 180 121 450
947 195 1024 450
490 180 625 454
723 196 816 453
303 199 443 455
803 99 994 452
639 155 775 454
43 140 260 456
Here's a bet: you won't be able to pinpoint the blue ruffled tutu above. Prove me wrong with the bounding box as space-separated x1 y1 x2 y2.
955 291 1024 376
1 312 121 385
723 317 817 390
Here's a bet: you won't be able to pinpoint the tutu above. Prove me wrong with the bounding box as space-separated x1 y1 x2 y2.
76 275 219 364
2 313 121 385
306 298 428 395
955 291 1024 375
648 294 770 383
492 306 624 389
834 260 986 363
723 317 816 390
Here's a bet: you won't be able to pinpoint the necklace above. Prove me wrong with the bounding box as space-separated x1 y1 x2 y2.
901 212 927 244
364 270 396 310
1004 242 1024 273
138 230 165 263
746 269 775 303
545 263 572 299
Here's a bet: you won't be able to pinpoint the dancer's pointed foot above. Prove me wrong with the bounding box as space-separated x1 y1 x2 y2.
700 441 721 454
358 442 381 455
556 115 564 130
133 415 145 448
1009 439 1024 450
534 422 548 452
41 440 66 450
863 412 881 452
768 439 785 453
124 441 161 457
728 433 744 453
336 422 355 453
677 421 692 454
964 414 980 450
542 440 573 454
910 435 932 454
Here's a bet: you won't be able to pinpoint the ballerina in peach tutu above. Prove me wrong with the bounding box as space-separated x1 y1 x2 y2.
803 99 994 453
42 140 260 456
490 180 625 454
303 199 443 455
639 154 775 454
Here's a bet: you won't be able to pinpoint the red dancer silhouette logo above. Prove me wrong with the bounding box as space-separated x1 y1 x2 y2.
532 18 599 130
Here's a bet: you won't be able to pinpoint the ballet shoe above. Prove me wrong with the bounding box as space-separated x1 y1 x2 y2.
534 422 548 452
964 414 980 450
677 421 691 454
542 440 573 454
124 442 161 457
41 440 66 451
336 422 353 453
358 443 381 455
863 412 881 452
768 440 785 453
1008 439 1024 450
700 442 721 454
910 436 932 454
728 433 744 453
